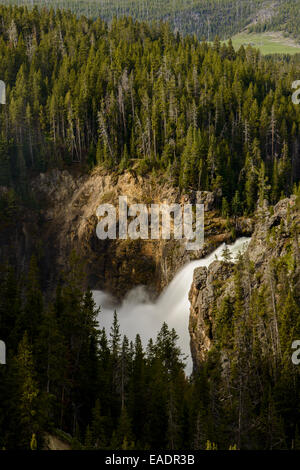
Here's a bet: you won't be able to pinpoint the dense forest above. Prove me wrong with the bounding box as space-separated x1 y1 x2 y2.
0 6 300 218
2 0 300 40
0 0 267 39
0 6 300 451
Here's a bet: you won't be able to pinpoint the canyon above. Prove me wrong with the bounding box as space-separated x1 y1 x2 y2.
1 167 253 297
4 167 300 375
0 166 254 372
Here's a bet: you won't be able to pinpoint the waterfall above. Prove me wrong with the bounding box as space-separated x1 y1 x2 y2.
93 237 251 374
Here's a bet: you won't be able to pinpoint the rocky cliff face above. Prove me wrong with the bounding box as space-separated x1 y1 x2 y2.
189 195 300 370
189 260 235 364
0 167 253 299
30 167 187 298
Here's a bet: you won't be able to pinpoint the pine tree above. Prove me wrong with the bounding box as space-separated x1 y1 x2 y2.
13 333 44 449
221 246 232 263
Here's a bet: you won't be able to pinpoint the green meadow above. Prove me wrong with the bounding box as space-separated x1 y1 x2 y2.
228 32 300 55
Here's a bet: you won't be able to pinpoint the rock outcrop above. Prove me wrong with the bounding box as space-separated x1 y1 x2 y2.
189 195 300 370
189 260 235 364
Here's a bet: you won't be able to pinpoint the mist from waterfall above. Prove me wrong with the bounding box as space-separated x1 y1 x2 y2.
93 237 251 374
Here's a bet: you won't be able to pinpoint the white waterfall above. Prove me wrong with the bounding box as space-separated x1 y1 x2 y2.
93 237 250 374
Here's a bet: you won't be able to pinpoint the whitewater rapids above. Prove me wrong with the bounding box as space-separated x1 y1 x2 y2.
93 237 250 374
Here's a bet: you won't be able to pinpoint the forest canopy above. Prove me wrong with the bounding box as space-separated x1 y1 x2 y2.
1 0 300 40
0 5 300 451
0 6 299 214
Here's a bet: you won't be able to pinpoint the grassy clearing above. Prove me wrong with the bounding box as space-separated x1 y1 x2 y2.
227 32 300 55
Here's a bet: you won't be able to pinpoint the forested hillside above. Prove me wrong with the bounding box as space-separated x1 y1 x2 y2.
2 0 300 41
0 0 267 39
250 0 300 41
0 6 300 218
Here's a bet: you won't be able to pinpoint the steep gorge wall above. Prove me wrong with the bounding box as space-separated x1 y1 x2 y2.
189 195 300 370
0 167 253 298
